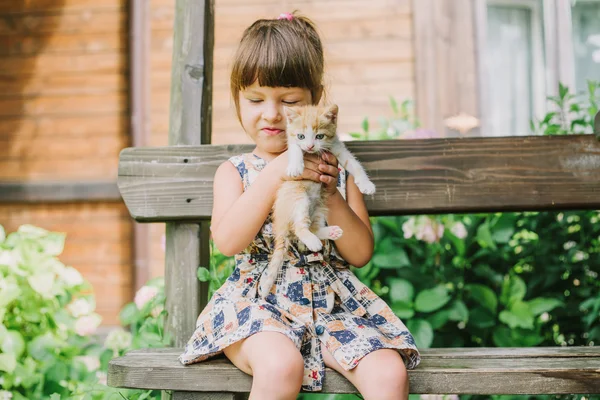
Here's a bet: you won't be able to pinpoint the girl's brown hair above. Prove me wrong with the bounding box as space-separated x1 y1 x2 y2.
230 12 325 120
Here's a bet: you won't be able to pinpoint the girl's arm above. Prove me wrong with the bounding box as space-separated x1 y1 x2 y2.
326 175 374 267
211 152 324 256
210 160 281 256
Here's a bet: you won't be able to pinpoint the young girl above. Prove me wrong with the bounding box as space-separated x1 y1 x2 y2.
180 12 420 399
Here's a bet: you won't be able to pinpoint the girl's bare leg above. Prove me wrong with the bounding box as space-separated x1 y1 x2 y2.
321 343 409 400
224 332 304 400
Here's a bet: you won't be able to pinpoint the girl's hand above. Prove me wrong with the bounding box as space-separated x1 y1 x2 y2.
317 151 339 195
272 151 339 193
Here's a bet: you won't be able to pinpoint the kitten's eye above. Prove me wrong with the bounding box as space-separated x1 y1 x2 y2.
315 134 325 140
297 134 305 140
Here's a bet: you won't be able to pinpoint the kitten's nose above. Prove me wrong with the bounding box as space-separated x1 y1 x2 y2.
307 145 314 150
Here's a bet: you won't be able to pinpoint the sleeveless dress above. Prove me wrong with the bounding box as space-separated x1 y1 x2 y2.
180 153 420 391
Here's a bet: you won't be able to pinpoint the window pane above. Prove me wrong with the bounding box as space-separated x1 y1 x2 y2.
571 0 600 92
486 5 535 136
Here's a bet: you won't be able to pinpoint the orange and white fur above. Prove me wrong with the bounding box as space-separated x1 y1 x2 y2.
258 104 376 297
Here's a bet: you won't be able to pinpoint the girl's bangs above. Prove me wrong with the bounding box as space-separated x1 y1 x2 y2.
236 34 317 90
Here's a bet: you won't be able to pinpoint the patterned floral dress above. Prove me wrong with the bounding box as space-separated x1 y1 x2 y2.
180 153 420 391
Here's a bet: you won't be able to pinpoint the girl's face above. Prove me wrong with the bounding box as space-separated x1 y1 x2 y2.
239 81 312 160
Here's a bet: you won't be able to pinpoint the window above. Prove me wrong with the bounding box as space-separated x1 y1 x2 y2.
482 0 545 136
571 0 600 92
478 0 600 136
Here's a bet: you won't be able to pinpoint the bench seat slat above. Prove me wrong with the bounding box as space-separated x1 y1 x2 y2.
118 135 600 222
108 347 600 394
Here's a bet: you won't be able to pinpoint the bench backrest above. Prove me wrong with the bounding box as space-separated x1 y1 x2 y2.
119 134 600 221
117 133 600 346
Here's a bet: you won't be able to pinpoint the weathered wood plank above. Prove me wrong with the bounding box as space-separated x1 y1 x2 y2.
173 392 247 400
107 347 600 394
164 0 214 350
125 346 600 358
117 135 600 222
595 110 600 139
0 181 120 202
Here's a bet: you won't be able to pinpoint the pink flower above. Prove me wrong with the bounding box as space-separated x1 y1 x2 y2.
450 222 468 239
415 217 444 244
134 285 159 309
75 314 101 336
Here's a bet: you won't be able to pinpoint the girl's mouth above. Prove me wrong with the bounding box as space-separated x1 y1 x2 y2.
262 128 283 136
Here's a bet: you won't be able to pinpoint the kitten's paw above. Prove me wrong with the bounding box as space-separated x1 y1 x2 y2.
286 162 304 177
302 234 323 252
356 178 376 195
328 226 343 240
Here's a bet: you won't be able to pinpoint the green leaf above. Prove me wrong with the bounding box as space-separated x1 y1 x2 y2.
526 297 563 316
493 326 544 347
389 96 399 115
388 278 414 303
0 280 21 307
414 285 451 313
427 310 451 330
38 232 66 257
361 117 369 133
491 214 516 243
119 303 140 325
1 330 25 357
372 249 410 269
348 132 363 139
499 301 534 329
197 267 211 282
50 395 61 400
476 222 497 250
406 319 434 348
390 301 414 319
0 353 17 373
468 307 496 329
46 361 68 384
28 272 56 298
465 284 498 313
447 300 469 322
500 275 527 307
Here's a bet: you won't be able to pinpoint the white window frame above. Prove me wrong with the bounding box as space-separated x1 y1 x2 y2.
475 0 578 135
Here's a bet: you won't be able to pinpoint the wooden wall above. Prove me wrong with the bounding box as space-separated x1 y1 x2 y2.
0 0 131 325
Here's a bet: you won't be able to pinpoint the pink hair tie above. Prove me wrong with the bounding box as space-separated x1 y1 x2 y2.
278 12 293 21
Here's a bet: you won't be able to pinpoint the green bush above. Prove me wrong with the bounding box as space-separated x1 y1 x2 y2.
0 224 167 400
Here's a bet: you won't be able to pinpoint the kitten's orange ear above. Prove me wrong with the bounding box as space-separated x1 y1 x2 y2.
323 104 338 124
283 106 300 123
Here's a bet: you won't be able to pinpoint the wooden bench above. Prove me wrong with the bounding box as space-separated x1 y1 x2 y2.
109 135 600 398
108 1 600 398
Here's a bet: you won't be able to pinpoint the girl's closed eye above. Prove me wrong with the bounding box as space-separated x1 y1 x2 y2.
248 98 263 103
282 100 299 105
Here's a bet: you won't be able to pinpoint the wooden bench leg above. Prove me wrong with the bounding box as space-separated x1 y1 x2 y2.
172 392 248 400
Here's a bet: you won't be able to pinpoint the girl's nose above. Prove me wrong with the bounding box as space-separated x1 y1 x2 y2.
262 102 281 122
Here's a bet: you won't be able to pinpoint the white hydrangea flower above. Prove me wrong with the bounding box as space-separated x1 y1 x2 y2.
134 285 159 309
0 390 12 400
104 328 133 353
74 314 102 336
68 298 94 317
59 266 84 287
76 355 100 372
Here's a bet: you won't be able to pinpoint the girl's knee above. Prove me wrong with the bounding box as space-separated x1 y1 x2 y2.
358 350 409 398
250 337 304 394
